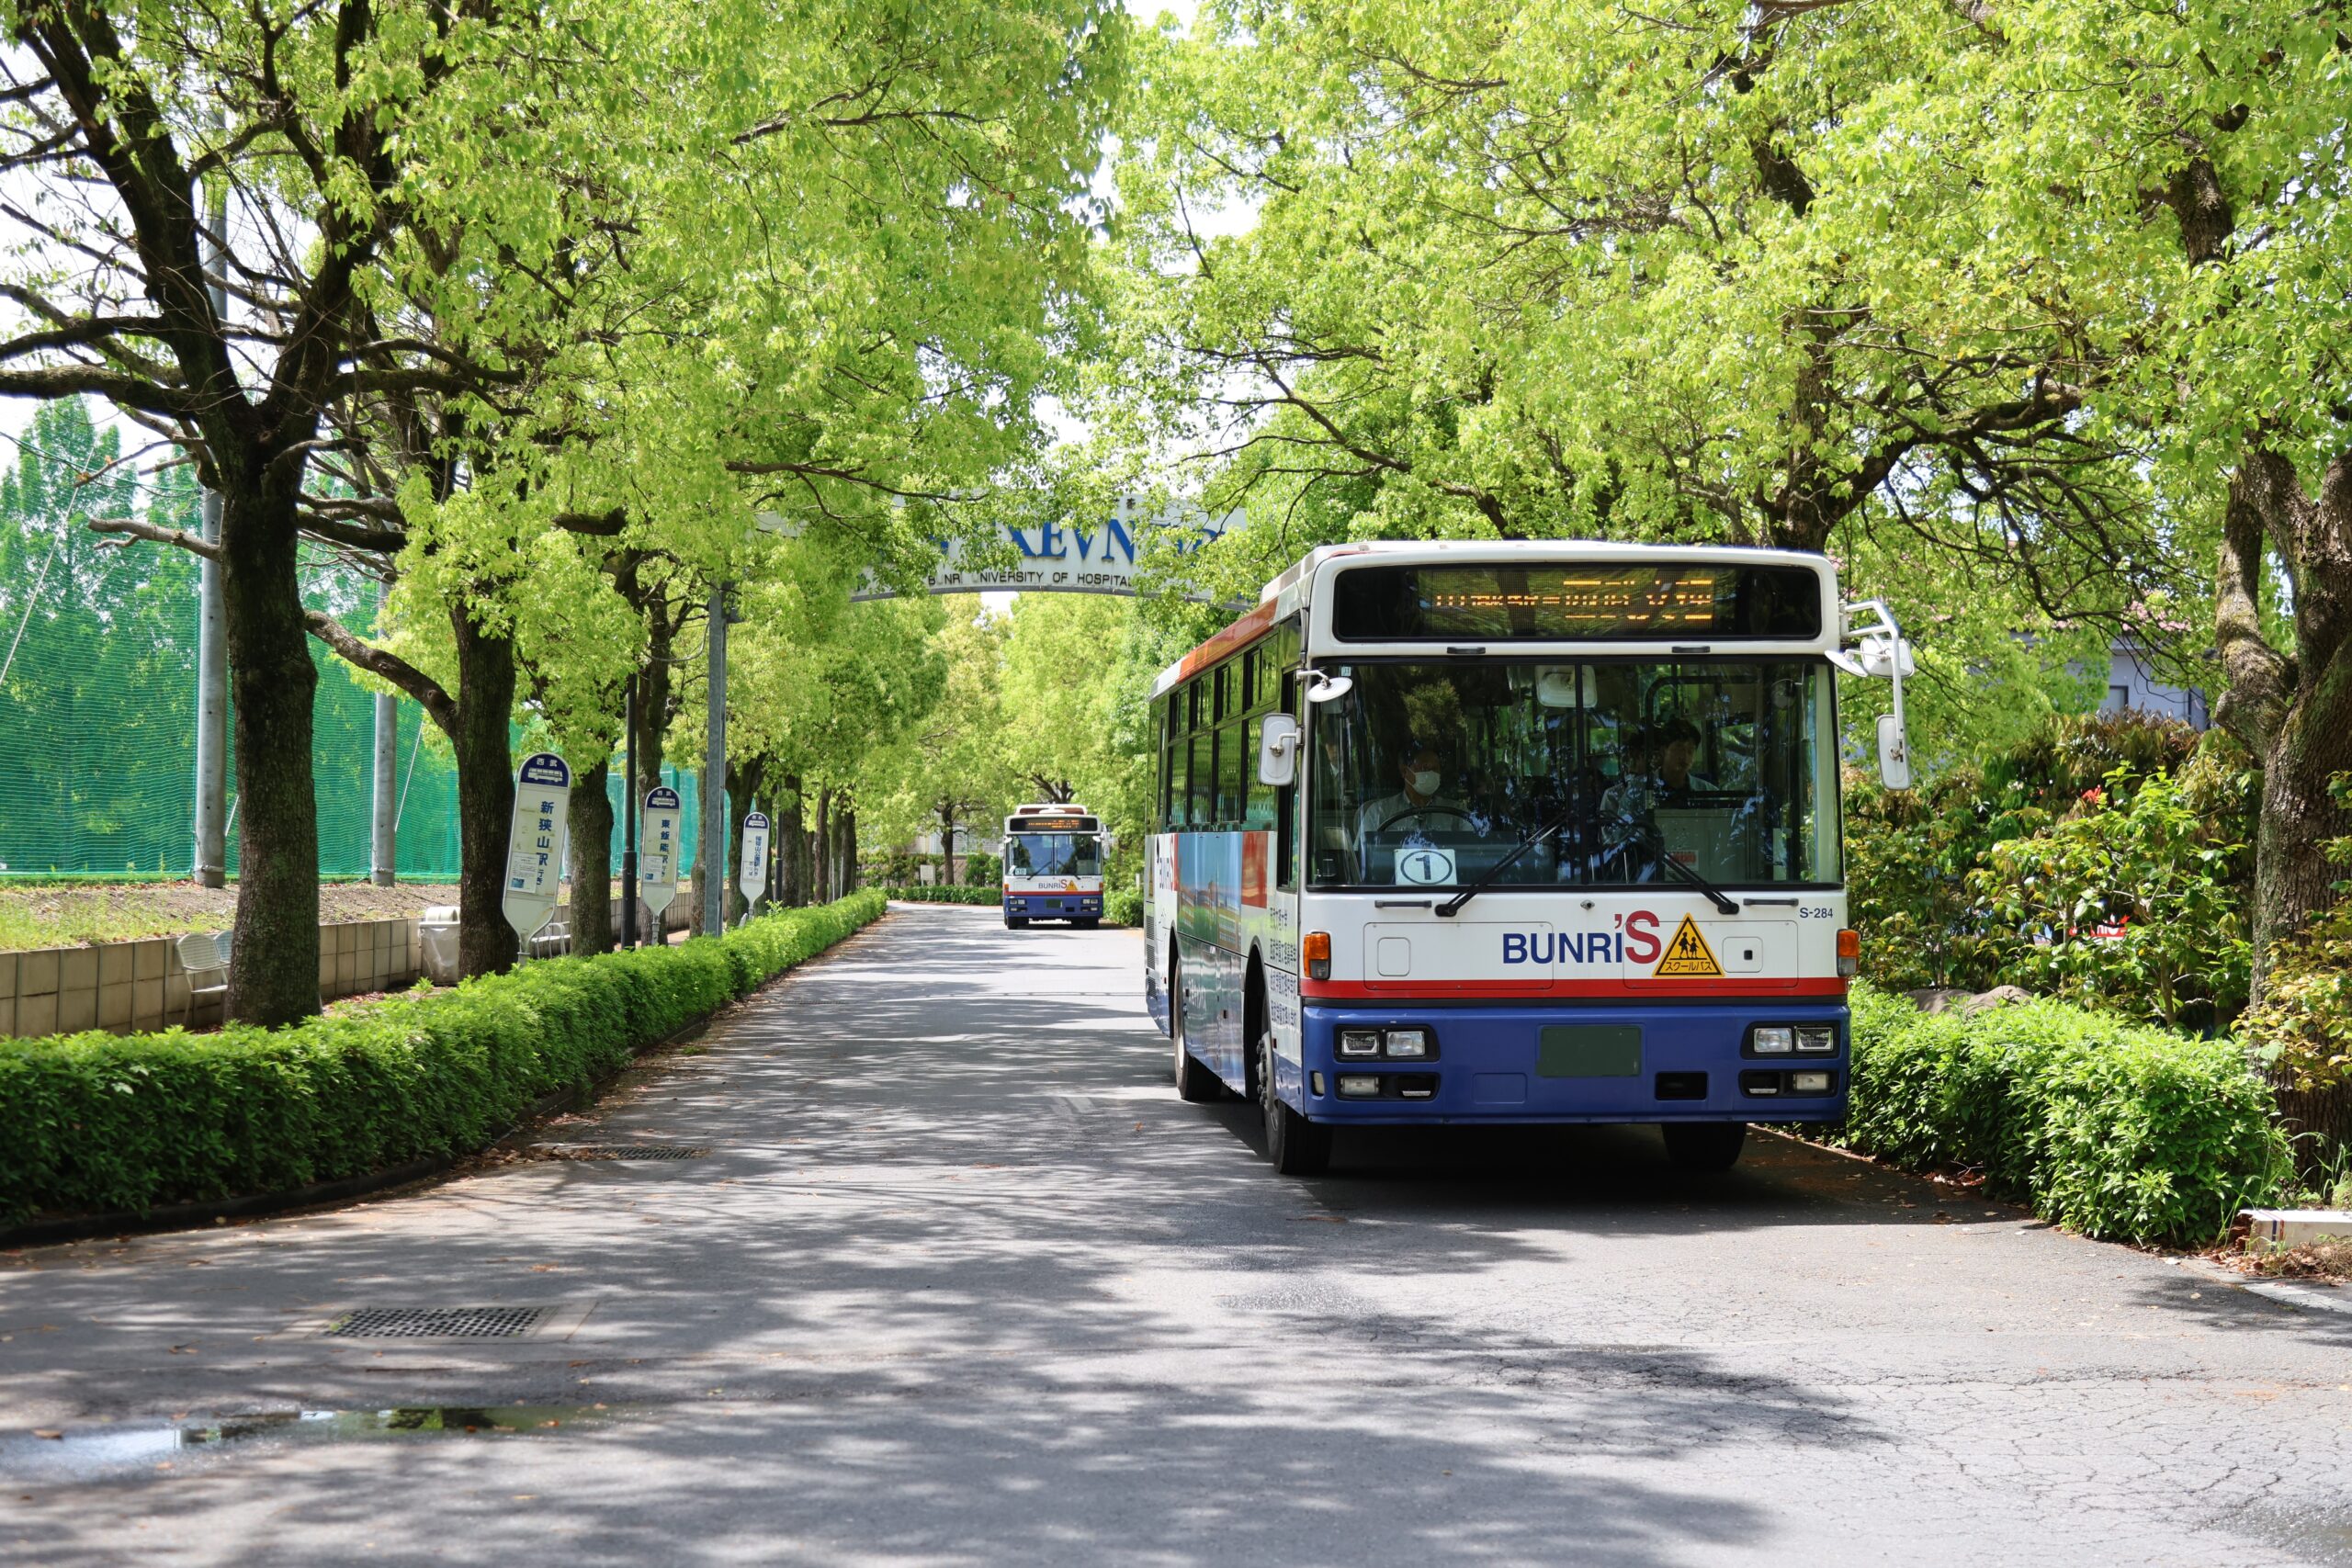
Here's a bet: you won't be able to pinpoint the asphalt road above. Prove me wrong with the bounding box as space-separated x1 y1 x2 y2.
6 904 2352 1567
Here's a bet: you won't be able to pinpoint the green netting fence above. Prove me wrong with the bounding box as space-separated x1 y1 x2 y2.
0 510 704 883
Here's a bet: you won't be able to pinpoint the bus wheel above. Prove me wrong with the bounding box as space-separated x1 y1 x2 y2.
1261 1032 1332 1176
1004 915 1029 930
1662 1122 1746 1171
1170 955 1221 1102
1074 918 1101 931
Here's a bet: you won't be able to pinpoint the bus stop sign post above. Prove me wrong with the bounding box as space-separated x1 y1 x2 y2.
503 752 572 955
639 784 684 938
738 808 771 925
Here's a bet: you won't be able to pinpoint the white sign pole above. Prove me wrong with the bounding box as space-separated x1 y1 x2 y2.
638 784 684 937
503 752 573 952
737 808 772 923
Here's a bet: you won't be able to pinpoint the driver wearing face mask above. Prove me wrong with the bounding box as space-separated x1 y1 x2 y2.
1356 743 1467 854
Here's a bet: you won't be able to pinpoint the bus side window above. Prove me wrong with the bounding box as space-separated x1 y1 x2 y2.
1189 728 1215 827
1242 715 1272 829
1276 669 1299 889
1216 718 1246 822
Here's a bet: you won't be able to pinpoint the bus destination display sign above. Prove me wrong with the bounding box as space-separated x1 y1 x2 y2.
1331 562 1823 641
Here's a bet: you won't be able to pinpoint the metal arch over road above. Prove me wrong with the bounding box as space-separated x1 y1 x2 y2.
6 905 2352 1565
837 495 1241 600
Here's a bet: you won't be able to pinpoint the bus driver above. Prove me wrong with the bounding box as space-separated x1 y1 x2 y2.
1355 741 1468 857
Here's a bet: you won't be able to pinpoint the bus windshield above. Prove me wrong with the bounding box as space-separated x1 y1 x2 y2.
1007 832 1102 879
1306 660 1838 889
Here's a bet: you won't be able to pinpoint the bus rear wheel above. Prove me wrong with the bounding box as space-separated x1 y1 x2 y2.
1170 955 1221 1102
1662 1122 1747 1171
1260 1032 1331 1176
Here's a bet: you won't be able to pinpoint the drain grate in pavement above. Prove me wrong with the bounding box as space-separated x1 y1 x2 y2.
324 1305 553 1340
536 1144 711 1161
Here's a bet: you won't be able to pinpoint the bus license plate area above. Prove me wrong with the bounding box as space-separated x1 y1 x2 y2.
1303 1001 1847 1121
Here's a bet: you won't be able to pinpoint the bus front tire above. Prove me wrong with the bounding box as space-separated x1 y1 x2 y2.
1004 915 1029 930
1662 1122 1747 1171
1074 918 1100 931
1260 1032 1331 1176
1170 956 1222 1102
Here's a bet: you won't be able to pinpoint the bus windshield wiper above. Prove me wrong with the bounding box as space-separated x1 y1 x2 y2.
1645 827 1738 915
1435 799 1582 918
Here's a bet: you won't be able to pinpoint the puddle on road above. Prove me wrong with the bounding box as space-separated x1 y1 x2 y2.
2 1404 629 1483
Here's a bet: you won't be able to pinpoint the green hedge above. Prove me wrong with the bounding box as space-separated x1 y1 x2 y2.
882 885 1001 906
1840 981 2287 1245
0 891 886 1224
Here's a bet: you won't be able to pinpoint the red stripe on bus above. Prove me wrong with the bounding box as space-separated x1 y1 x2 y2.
1175 600 1278 683
1299 977 1849 1001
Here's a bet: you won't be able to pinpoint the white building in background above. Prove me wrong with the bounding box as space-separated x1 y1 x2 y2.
905 827 1002 885
2102 640 2209 728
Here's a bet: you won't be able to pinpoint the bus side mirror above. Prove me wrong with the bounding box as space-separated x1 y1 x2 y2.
1258 713 1300 788
1877 713 1913 791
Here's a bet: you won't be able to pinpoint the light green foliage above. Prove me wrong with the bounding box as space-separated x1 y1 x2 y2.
860 611 1020 866
0 892 884 1223
996 594 1159 866
1972 768 2252 1027
1842 983 2288 1247
718 543 949 803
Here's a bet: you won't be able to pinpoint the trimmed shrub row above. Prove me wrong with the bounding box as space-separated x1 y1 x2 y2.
881 885 1000 906
0 891 886 1224
1839 981 2288 1245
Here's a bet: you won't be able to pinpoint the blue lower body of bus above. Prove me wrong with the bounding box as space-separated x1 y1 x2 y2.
1004 891 1102 923
1280 998 1849 1126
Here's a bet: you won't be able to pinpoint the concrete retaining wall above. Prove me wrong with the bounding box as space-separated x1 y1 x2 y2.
0 918 420 1039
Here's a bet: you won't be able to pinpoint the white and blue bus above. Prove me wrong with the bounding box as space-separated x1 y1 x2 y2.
1143 541 1912 1174
1002 804 1107 929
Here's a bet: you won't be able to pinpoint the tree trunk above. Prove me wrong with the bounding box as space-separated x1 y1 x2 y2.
633 619 672 807
220 486 322 1026
452 611 519 978
779 774 805 907
569 759 614 956
813 787 833 904
939 806 957 886
836 803 857 894
2211 447 2352 1158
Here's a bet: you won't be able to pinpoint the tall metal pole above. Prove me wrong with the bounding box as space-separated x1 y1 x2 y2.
700 584 728 938
621 672 639 949
190 173 230 889
368 584 397 886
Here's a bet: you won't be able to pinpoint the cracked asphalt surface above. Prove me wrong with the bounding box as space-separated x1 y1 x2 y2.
6 903 2352 1566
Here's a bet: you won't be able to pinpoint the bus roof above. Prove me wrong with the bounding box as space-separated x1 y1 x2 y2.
1149 540 1840 700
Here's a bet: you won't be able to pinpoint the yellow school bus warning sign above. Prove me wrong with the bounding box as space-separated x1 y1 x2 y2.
1653 914 1724 977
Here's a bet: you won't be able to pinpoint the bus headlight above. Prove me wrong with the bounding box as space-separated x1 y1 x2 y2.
1790 1070 1834 1094
1795 1026 1837 1054
1751 1026 1794 1055
1336 1075 1382 1098
1339 1030 1382 1058
1383 1028 1430 1059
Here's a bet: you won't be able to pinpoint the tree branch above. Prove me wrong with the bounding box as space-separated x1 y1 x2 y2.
85 514 219 560
302 608 458 731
